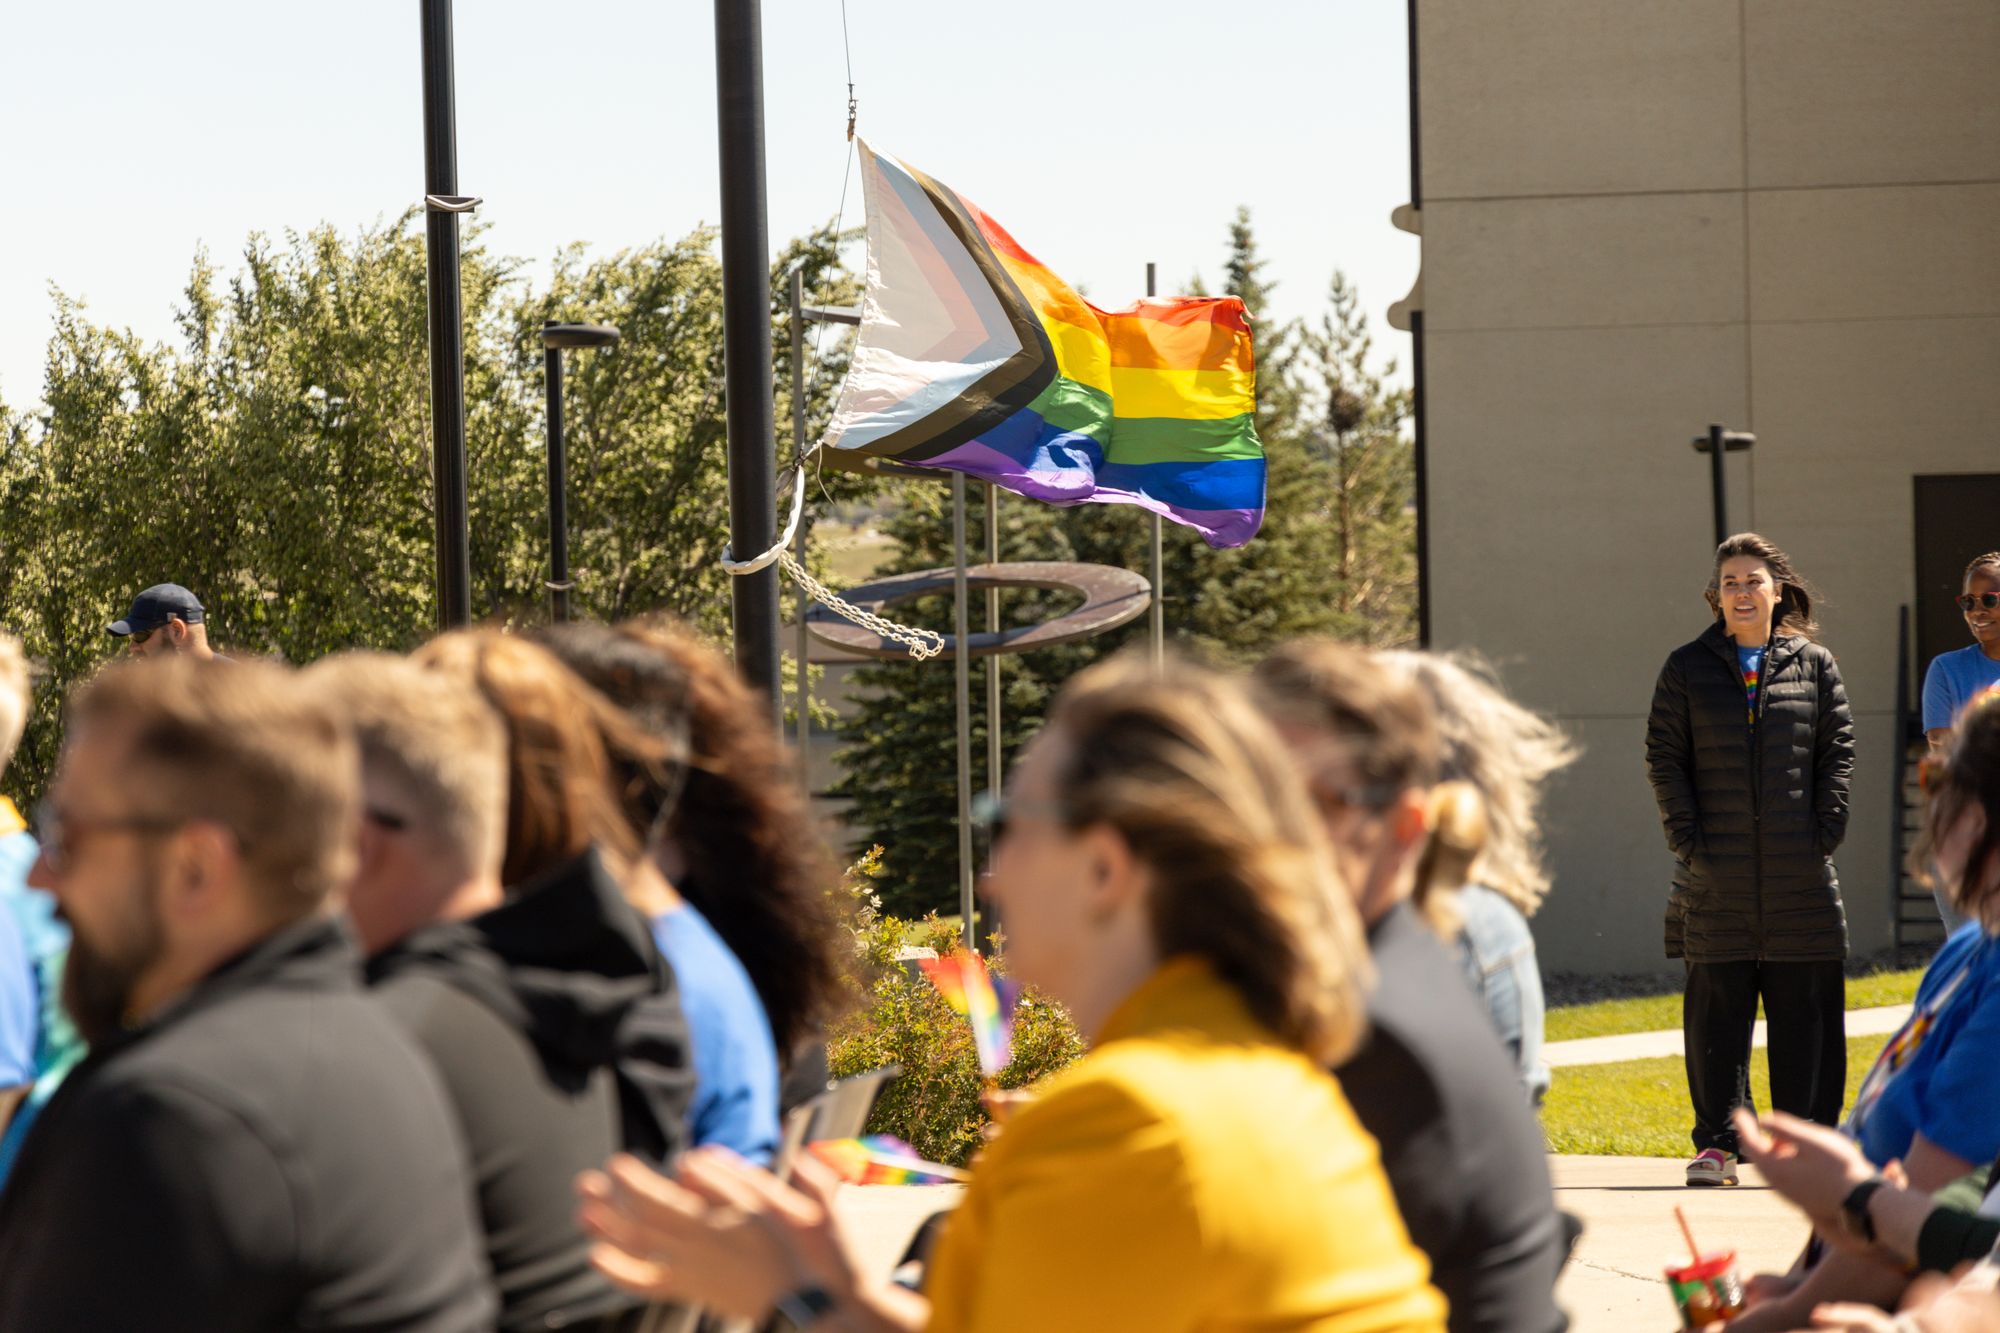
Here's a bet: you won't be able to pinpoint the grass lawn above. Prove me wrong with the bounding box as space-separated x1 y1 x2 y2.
823 526 898 586
1542 1032 1891 1156
1544 968 1925 1044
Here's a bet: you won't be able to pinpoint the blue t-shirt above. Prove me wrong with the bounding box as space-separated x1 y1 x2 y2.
1846 923 2000 1168
1922 644 2000 732
650 902 780 1165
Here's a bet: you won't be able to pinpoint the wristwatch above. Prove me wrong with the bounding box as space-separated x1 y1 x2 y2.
775 1283 836 1328
1839 1176 1889 1244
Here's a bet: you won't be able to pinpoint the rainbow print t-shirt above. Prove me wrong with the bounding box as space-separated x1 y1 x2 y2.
1737 644 1767 725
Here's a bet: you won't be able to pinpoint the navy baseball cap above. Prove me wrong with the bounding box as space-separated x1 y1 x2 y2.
108 584 205 637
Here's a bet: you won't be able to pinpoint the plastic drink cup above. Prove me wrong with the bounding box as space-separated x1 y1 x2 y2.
1665 1251 1744 1328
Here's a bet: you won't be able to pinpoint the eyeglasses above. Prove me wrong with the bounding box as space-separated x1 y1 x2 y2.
34 800 187 875
126 628 156 646
1310 779 1405 815
1957 593 2000 614
971 790 1073 846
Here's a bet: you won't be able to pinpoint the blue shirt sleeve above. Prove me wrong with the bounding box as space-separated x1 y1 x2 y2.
1914 953 2000 1166
650 906 782 1165
0 908 38 1087
1923 655 1958 732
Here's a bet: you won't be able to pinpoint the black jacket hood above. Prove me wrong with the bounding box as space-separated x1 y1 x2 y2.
368 846 693 1161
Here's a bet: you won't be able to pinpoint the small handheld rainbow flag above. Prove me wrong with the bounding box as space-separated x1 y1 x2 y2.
807 1134 970 1186
820 141 1264 549
919 951 1019 1078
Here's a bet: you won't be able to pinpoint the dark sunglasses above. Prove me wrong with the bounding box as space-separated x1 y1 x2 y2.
33 800 186 875
364 807 411 833
1957 592 2000 613
1310 779 1405 815
126 628 156 646
971 790 1073 846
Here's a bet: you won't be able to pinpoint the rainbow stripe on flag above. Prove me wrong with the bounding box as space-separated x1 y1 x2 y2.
822 142 1264 548
807 1135 969 1186
918 950 1019 1078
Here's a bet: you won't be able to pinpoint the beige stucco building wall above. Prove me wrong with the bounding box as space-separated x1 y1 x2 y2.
1406 1 2000 974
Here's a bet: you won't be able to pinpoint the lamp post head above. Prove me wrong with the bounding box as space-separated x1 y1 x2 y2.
1691 427 1756 454
541 321 621 350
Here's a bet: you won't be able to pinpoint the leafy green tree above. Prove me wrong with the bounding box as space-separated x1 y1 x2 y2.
0 217 860 806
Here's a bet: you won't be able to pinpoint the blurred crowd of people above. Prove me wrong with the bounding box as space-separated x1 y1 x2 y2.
0 544 1993 1331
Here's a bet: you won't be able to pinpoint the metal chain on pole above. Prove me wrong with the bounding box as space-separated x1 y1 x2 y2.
720 464 945 662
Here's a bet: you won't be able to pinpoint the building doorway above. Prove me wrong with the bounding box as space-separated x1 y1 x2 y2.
1914 475 2000 674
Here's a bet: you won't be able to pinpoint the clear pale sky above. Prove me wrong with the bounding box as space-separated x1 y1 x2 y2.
0 0 1416 408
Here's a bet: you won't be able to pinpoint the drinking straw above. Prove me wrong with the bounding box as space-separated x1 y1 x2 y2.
1674 1206 1702 1265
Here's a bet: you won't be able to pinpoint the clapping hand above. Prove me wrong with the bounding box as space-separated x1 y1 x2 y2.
1733 1108 1886 1251
576 1146 861 1319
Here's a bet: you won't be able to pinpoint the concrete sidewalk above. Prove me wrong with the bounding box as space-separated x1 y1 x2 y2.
1554 1155 1807 1330
838 1157 1813 1332
1546 1004 1912 1067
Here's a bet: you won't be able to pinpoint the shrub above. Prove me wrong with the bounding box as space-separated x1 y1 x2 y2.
826 848 1085 1166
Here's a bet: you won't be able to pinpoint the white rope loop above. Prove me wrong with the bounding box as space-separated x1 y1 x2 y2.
717 463 808 576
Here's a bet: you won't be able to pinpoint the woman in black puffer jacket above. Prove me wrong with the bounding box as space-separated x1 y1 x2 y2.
1645 532 1855 1188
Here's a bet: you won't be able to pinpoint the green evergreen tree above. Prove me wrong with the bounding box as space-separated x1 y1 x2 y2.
1301 271 1417 643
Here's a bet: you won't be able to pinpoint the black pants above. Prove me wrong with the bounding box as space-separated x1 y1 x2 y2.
1684 960 1846 1154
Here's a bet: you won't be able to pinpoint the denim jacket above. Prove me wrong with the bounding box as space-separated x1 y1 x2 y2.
1454 884 1550 1107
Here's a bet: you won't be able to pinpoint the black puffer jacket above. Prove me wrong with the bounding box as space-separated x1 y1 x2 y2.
1644 622 1855 963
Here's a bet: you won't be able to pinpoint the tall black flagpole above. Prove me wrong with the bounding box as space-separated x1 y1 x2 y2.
713 0 782 721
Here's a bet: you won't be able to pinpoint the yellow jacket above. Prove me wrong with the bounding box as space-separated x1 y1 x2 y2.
925 957 1447 1333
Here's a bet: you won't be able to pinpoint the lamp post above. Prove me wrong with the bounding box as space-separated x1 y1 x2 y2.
1691 423 1756 548
541 321 620 622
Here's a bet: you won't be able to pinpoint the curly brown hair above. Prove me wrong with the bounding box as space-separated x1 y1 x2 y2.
534 617 846 1056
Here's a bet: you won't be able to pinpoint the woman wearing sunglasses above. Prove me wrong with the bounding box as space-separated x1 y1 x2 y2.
1645 533 1855 1189
576 653 1447 1332
1920 555 2000 932
1923 555 2000 759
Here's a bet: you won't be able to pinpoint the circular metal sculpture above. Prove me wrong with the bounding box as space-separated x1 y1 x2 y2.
805 561 1151 662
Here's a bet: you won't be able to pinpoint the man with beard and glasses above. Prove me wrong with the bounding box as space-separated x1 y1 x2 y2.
0 657 495 1332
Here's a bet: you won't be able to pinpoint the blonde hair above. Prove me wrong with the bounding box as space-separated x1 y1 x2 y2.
411 629 670 889
305 652 509 883
1047 652 1371 1066
0 633 27 775
67 657 358 914
1252 641 1455 928
1381 650 1577 916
